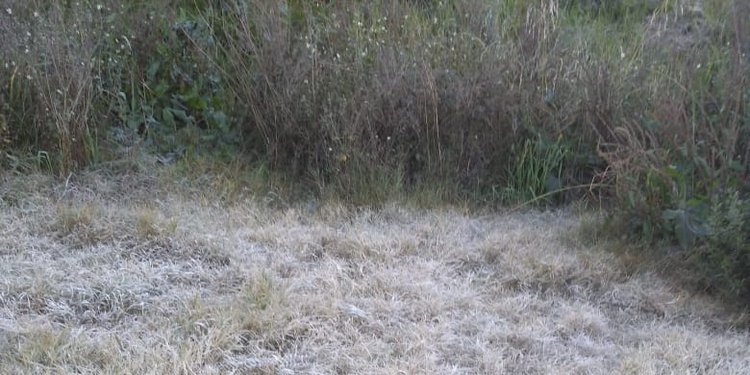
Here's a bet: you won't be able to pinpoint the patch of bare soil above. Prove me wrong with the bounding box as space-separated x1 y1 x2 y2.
0 171 748 374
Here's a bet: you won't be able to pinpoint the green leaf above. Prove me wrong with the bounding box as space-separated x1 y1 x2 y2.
179 87 208 111
171 108 191 123
662 208 683 221
162 108 175 129
146 61 161 82
662 207 709 250
154 82 170 98
207 111 228 130
664 164 682 180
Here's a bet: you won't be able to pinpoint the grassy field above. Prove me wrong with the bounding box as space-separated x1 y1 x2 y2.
1 0 748 302
1 165 748 374
1 1 749 371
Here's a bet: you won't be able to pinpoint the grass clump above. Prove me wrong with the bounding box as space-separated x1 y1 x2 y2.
134 207 177 239
5 326 116 372
501 136 570 205
54 203 99 236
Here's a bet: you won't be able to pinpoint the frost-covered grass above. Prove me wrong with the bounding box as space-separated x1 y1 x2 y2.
1 168 748 374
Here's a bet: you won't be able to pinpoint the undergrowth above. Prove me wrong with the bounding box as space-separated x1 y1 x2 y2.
1 1 748 303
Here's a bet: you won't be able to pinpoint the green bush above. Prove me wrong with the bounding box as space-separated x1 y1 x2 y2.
697 191 750 300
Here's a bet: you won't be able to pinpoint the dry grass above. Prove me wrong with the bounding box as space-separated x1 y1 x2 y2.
1 170 749 374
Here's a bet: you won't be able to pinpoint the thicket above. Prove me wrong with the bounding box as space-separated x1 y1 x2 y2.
1 0 748 303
